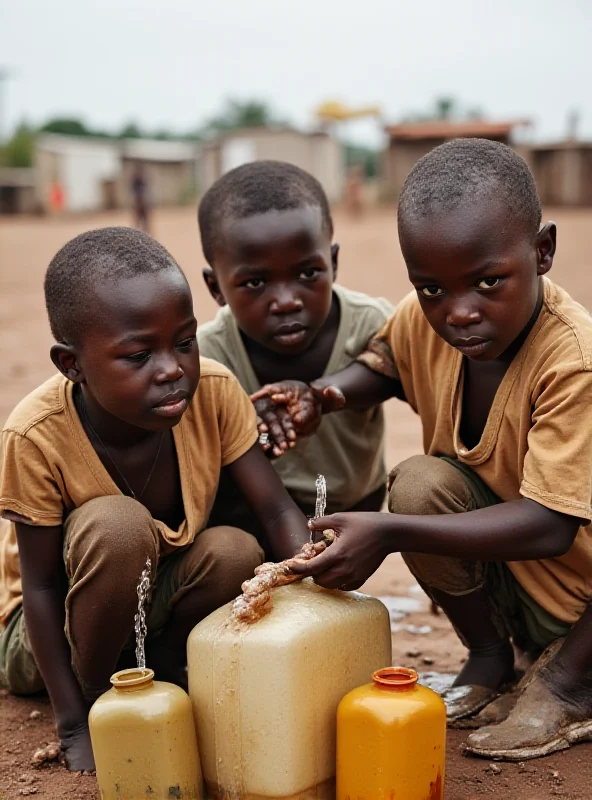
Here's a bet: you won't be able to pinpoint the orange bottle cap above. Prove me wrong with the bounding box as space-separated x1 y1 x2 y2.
372 667 418 690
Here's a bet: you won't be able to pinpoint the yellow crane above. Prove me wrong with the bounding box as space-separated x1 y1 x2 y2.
315 101 382 126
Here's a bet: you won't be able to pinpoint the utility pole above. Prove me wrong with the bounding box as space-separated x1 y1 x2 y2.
0 66 14 144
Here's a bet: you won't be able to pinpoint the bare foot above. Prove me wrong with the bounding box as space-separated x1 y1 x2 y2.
453 641 516 691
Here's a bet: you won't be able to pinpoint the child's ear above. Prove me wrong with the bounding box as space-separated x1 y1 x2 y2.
202 266 226 307
331 243 340 280
50 343 84 383
536 222 556 276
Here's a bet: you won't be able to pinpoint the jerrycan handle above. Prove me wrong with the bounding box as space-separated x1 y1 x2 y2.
373 667 418 691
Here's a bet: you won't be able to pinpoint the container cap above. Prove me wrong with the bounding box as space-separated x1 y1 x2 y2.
110 668 155 691
373 667 418 689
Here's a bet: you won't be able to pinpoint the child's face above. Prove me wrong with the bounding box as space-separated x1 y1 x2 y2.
400 199 555 361
70 270 200 430
206 206 336 355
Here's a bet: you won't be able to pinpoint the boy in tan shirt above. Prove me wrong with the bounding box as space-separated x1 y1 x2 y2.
0 228 310 772
255 139 592 760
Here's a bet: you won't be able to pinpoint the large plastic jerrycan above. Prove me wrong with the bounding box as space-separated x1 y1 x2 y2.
188 579 391 799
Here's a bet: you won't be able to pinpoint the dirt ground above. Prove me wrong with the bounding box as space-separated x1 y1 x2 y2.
0 205 591 799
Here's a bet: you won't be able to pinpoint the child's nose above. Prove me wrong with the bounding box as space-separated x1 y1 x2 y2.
270 288 304 314
155 354 184 383
446 302 481 328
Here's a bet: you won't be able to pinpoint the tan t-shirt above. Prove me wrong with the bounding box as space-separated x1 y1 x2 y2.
359 278 592 624
0 358 258 624
198 284 394 512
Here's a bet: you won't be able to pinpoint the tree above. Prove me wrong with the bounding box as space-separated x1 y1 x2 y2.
40 117 91 136
1 123 35 167
118 122 143 139
201 99 284 137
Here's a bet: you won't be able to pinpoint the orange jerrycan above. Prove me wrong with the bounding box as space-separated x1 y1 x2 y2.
337 667 445 800
89 668 203 800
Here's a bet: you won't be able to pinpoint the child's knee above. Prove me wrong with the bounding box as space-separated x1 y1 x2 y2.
194 526 264 583
388 455 472 515
64 495 159 578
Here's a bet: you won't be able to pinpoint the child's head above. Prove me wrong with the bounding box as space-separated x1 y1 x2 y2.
45 227 200 431
198 160 337 355
397 138 555 361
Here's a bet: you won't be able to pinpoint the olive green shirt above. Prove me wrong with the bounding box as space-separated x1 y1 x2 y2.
198 285 394 513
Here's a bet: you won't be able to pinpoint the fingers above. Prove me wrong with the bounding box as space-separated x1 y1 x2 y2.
250 384 284 402
307 514 336 532
323 386 346 410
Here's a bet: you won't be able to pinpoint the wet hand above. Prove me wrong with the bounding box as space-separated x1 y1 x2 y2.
252 380 336 438
60 722 96 773
289 512 392 591
253 396 297 458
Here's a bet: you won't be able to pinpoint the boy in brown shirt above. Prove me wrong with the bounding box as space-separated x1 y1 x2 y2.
255 139 592 760
0 228 310 772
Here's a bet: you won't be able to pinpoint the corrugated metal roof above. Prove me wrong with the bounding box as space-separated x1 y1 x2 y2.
385 120 530 141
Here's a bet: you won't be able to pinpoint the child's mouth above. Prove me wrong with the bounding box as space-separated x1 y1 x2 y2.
153 397 189 417
273 326 308 347
452 338 493 357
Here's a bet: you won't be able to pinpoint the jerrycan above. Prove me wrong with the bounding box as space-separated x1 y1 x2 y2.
337 667 446 800
187 579 391 800
89 668 203 800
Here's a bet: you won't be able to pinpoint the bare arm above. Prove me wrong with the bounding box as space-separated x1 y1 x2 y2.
224 443 310 560
311 362 405 411
14 520 95 771
294 499 583 590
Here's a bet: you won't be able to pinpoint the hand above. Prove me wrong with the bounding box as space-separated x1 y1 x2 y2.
252 380 345 439
289 512 392 591
253 396 296 458
59 721 96 773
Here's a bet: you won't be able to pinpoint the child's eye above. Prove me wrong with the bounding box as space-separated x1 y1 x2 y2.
244 278 264 289
124 351 150 364
300 268 318 281
477 277 502 290
420 286 444 298
176 336 196 351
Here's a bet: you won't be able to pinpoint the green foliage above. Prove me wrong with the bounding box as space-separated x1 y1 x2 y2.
343 143 379 179
118 122 143 139
201 99 284 137
40 117 91 136
401 96 483 124
1 123 35 167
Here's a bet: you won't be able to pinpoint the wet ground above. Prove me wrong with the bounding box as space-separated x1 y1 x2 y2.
1 205 591 798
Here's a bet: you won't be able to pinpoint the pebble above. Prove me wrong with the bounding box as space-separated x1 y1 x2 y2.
406 649 421 658
422 657 434 666
488 764 502 775
29 710 41 720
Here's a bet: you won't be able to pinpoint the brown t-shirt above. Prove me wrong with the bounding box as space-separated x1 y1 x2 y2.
0 358 258 624
359 278 592 624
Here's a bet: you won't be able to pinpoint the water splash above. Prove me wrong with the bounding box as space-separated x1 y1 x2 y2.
311 475 327 543
134 557 152 671
314 474 326 519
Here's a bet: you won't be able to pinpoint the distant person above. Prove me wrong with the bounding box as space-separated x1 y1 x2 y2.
256 140 592 761
49 179 65 215
196 160 394 543
344 164 364 217
131 164 151 233
0 227 311 771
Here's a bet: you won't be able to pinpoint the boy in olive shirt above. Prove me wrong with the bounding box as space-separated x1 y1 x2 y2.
197 161 394 536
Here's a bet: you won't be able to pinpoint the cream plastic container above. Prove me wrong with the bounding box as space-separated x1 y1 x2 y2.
187 579 391 799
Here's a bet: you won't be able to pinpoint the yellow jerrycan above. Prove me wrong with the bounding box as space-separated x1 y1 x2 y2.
337 667 446 800
89 667 203 800
188 579 392 799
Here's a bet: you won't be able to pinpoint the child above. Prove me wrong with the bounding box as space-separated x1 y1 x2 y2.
257 140 592 760
196 160 394 539
0 227 310 772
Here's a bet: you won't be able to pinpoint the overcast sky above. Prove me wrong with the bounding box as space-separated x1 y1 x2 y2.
1 0 591 145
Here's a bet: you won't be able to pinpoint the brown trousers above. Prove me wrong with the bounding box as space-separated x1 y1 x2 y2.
0 495 264 697
388 455 571 652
